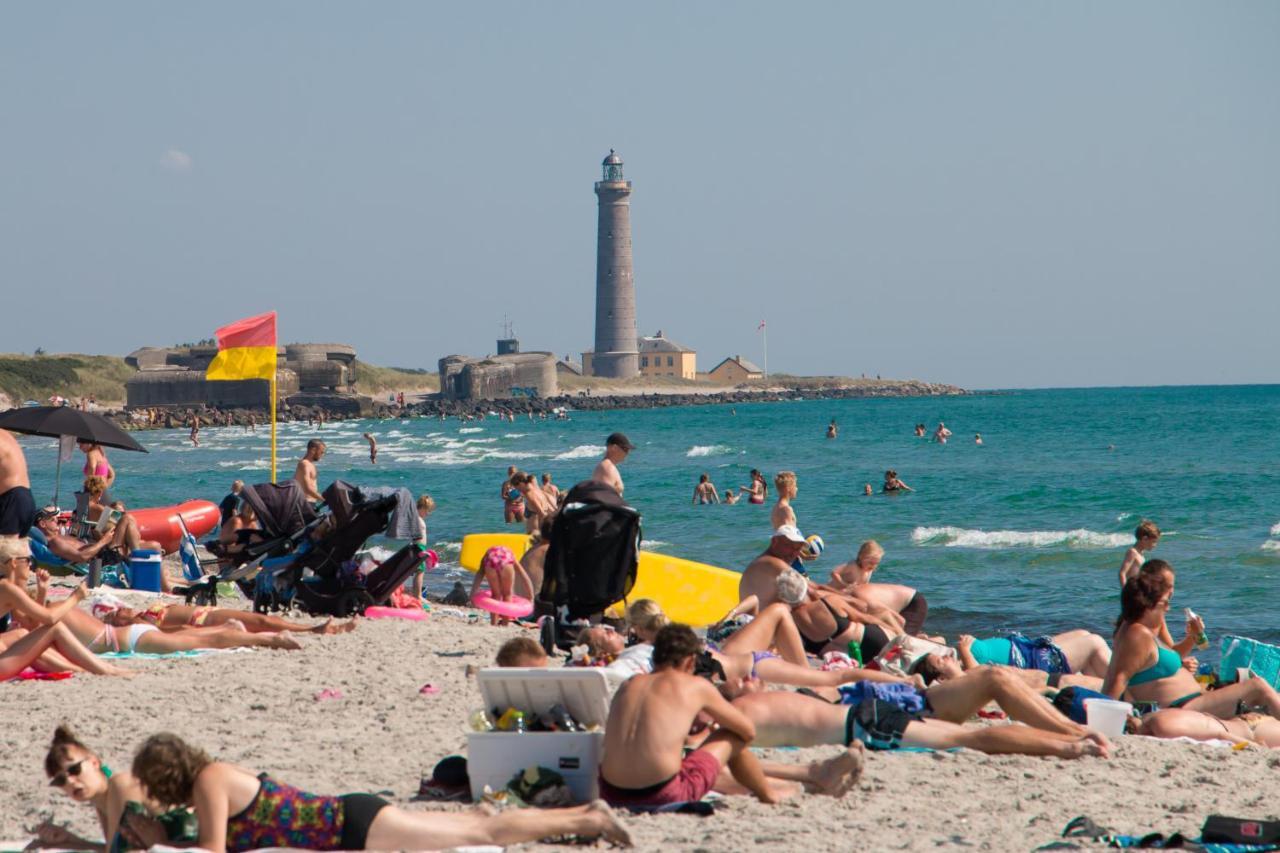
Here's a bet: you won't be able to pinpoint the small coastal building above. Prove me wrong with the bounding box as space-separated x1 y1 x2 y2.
707 355 764 384
556 356 583 377
638 331 696 379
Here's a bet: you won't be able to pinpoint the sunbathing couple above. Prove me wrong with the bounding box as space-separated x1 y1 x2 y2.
39 725 633 852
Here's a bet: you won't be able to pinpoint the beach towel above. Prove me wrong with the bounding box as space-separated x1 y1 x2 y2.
10 668 74 681
836 681 928 715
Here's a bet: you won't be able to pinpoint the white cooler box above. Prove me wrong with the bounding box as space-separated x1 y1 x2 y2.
468 667 610 803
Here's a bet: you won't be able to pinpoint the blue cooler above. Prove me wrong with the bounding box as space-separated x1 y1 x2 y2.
127 550 163 592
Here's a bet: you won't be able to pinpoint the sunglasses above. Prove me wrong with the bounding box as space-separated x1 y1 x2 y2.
50 760 85 788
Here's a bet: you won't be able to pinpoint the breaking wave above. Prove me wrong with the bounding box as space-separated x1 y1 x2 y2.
555 444 602 460
686 445 733 458
911 526 1130 549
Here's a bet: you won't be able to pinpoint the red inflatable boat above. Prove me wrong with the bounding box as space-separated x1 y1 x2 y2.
131 500 220 553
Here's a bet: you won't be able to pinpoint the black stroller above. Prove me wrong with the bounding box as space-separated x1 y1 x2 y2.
180 480 425 617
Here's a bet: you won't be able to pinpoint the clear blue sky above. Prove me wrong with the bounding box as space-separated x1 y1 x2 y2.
2 2 1276 389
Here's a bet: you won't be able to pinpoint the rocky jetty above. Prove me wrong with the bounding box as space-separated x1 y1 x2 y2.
102 380 967 431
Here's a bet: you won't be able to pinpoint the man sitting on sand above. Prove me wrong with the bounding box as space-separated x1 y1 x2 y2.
599 624 865 807
294 440 326 502
591 432 633 496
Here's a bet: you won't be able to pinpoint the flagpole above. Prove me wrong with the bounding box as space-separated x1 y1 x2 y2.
763 324 769 381
270 373 278 483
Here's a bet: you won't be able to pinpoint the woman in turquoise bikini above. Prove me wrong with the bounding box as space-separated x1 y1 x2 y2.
1103 569 1280 720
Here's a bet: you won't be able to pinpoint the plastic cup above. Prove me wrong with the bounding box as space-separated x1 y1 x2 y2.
1083 698 1132 738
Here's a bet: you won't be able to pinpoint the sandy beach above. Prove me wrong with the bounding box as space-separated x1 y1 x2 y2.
3 590 1276 852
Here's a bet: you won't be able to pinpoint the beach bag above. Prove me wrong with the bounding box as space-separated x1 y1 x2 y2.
540 481 641 620
1052 686 1114 725
1201 815 1280 845
1220 635 1280 688
874 634 955 677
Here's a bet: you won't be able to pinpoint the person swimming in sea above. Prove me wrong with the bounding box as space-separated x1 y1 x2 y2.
723 488 740 505
933 422 951 444
826 420 838 439
974 433 983 446
882 470 912 493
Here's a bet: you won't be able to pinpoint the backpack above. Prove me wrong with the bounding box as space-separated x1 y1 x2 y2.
540 480 641 620
1052 686 1115 725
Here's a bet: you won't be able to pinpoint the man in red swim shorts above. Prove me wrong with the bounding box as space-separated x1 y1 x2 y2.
599 624 865 807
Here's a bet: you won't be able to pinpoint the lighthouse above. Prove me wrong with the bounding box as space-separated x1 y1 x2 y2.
589 150 639 378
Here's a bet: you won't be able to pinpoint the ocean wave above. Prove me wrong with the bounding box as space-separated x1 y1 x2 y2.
439 541 462 553
458 427 485 434
911 526 1131 549
555 444 602 460
686 445 733 458
1262 540 1280 553
1271 522 1280 537
504 433 530 439
640 540 669 550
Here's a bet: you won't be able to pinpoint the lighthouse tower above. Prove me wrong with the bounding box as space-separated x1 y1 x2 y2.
590 150 639 378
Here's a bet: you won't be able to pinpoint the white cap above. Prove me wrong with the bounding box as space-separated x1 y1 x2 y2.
772 525 805 543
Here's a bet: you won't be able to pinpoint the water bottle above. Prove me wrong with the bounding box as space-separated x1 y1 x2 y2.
1184 608 1209 650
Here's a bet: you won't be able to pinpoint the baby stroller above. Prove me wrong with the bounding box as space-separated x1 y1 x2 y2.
258 480 426 617
177 480 321 607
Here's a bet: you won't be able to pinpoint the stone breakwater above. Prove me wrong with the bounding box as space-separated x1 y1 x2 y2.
97 381 968 430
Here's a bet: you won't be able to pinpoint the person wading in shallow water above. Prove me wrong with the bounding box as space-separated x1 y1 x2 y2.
592 432 633 496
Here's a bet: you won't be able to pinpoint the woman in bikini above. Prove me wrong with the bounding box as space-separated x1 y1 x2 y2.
741 469 767 505
775 570 897 662
0 538 132 678
58 606 303 655
1103 569 1280 720
79 441 115 491
38 725 198 852
130 733 631 852
98 600 355 635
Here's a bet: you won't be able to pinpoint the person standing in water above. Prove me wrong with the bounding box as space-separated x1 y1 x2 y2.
826 420 838 439
771 472 798 527
974 433 983 446
362 433 377 464
933 422 951 443
1119 519 1160 586
741 470 767 505
591 432 633 496
500 466 525 524
693 474 720 505
293 440 326 502
189 415 201 448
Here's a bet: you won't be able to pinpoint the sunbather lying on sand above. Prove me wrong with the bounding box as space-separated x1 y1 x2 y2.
733 661 1100 740
599 624 865 807
729 688 1110 758
58 607 302 654
911 632 1108 691
0 540 132 678
99 601 355 635
130 733 632 852
1136 707 1280 749
38 725 198 852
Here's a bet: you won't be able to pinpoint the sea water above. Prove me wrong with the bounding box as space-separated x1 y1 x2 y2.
21 385 1280 649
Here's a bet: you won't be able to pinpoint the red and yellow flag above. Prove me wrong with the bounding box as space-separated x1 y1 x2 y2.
205 312 278 381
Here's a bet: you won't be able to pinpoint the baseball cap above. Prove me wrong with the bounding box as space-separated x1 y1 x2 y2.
0 538 32 562
606 432 635 451
771 525 806 544
35 506 60 523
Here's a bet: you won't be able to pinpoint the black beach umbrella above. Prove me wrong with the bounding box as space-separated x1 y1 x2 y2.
0 406 147 505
